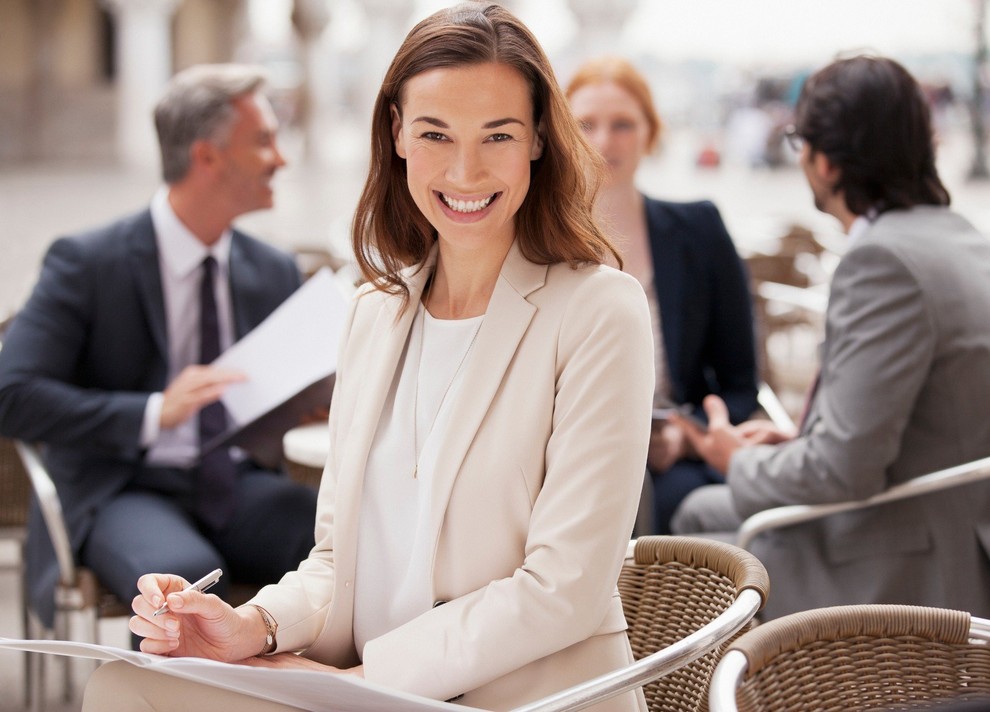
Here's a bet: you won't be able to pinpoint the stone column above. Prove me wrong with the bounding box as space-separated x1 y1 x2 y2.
291 0 331 162
102 0 182 168
355 0 415 123
565 0 636 66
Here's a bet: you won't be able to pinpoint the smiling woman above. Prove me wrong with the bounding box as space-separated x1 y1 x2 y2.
389 62 543 291
83 4 655 711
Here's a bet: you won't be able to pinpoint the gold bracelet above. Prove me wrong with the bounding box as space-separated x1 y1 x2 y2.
248 604 278 656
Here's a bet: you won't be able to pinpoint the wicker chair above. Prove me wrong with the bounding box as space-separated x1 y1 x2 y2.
708 604 990 712
17 440 260 710
0 436 32 707
513 536 770 712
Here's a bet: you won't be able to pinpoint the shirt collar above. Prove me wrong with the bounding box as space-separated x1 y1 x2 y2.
150 187 233 279
847 212 875 245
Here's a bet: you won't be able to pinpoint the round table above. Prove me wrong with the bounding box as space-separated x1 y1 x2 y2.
282 422 330 487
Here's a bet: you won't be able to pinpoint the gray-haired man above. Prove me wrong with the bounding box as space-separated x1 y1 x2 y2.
0 64 318 633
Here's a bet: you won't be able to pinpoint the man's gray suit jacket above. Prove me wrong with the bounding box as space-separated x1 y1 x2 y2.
0 208 301 626
730 206 990 619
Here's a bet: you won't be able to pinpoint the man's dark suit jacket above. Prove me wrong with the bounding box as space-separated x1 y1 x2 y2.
644 197 758 422
0 208 301 626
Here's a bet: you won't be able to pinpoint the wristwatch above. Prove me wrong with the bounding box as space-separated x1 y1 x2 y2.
248 604 278 656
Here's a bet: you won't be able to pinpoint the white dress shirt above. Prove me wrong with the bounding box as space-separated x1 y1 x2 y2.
142 187 235 467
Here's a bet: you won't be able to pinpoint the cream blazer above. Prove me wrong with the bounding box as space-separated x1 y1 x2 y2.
250 241 654 710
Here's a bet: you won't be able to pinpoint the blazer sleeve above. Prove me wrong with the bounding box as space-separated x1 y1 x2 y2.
360 270 655 700
700 203 759 423
0 237 148 455
728 240 934 518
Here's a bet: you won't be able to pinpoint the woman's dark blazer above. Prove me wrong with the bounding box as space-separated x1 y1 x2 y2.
645 196 758 423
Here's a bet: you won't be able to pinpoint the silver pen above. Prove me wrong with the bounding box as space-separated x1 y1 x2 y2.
152 568 223 617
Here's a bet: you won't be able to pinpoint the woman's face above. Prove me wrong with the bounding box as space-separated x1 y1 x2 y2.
392 62 543 258
568 81 652 188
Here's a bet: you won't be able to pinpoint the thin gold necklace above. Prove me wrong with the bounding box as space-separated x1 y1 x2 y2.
411 273 482 479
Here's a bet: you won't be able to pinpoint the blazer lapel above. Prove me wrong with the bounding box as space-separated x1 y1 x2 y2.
127 210 168 361
334 252 436 550
426 241 545 551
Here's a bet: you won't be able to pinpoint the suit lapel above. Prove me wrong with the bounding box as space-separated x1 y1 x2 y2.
127 210 168 361
228 231 260 339
427 241 544 550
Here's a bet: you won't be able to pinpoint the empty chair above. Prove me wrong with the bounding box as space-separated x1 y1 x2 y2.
708 604 990 712
514 535 769 712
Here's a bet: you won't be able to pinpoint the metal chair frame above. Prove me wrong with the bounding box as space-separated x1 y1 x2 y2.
736 455 990 551
16 440 132 711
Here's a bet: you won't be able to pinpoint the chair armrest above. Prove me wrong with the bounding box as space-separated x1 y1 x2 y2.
736 455 990 550
707 648 748 712
756 382 796 432
511 589 764 712
14 441 77 586
971 617 990 644
755 281 828 313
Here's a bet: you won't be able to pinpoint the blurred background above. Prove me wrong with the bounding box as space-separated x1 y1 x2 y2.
2 0 990 393
3 3 990 708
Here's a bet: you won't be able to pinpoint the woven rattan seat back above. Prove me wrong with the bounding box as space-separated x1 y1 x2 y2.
0 436 30 529
727 604 990 712
618 536 769 712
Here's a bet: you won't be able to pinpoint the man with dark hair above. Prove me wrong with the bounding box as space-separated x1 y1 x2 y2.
671 56 990 620
0 64 318 631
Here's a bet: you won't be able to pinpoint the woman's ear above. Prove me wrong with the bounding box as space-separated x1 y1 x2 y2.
530 120 545 160
391 104 406 159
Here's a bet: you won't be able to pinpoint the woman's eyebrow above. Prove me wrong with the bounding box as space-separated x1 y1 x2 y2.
410 116 525 129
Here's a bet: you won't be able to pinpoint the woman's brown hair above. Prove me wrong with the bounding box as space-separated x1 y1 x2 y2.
351 2 617 301
565 56 663 153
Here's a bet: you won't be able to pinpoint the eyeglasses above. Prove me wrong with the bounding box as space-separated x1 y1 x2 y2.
783 125 805 152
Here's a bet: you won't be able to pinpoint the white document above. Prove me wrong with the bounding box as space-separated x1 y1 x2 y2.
215 267 349 427
0 637 475 711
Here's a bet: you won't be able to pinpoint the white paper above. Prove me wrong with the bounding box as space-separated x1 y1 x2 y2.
215 268 349 427
0 637 475 711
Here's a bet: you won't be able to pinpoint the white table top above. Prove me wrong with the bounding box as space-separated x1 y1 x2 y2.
282 422 330 470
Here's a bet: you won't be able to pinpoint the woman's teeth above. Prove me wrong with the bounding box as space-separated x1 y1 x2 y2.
441 194 494 213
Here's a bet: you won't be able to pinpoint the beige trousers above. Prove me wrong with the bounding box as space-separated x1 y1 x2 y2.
82 661 307 712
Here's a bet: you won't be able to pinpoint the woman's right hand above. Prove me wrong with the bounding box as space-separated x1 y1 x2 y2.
130 573 259 661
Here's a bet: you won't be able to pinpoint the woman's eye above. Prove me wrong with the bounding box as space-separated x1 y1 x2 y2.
421 131 448 142
487 133 513 143
613 120 635 132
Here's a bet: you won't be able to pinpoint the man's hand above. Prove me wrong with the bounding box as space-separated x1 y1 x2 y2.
671 395 746 475
647 422 688 472
160 365 246 429
736 419 797 446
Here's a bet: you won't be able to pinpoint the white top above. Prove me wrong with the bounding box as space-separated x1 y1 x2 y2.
143 187 234 466
352 305 483 656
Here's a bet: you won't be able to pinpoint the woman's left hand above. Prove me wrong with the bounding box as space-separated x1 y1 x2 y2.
240 654 364 677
